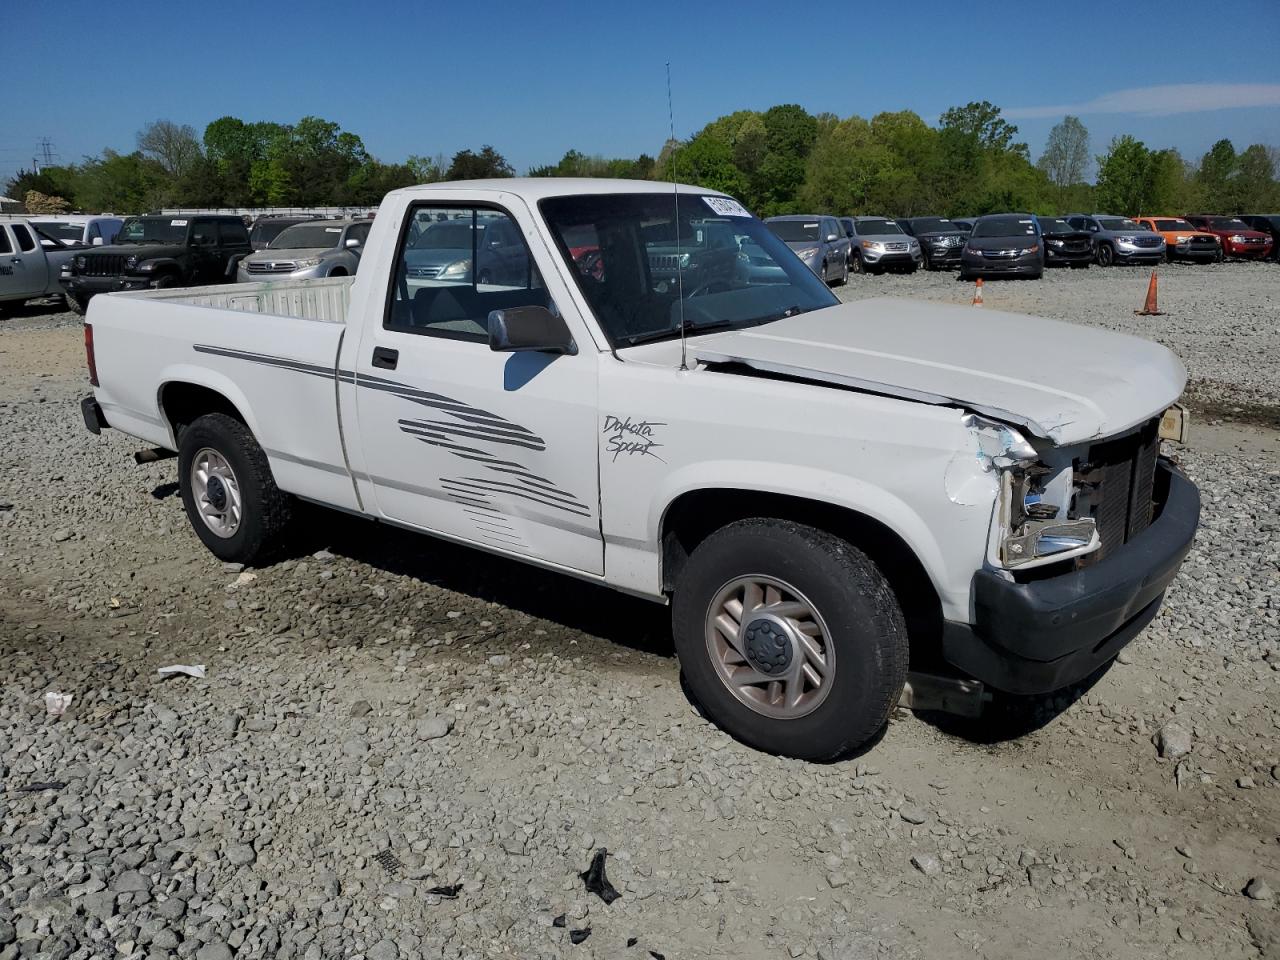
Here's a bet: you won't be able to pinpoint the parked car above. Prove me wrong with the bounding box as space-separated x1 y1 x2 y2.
895 217 967 270
248 216 323 252
61 214 251 314
1064 214 1165 266
1034 217 1093 268
1132 217 1221 263
764 215 849 284
1183 215 1273 260
843 216 921 275
79 178 1200 761
0 217 80 313
237 220 370 282
1238 214 1280 260
29 215 124 248
401 211 546 286
959 214 1044 279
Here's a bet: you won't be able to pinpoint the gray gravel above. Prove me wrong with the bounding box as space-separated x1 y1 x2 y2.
1 280 1278 957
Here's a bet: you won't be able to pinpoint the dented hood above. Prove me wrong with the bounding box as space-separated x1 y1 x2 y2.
693 298 1186 445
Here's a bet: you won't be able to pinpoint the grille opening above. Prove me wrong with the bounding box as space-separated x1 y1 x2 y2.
1074 418 1160 563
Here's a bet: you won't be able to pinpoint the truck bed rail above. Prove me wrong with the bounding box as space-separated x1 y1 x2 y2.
106 276 351 324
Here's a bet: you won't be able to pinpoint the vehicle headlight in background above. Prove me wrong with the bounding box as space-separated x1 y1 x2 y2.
294 257 322 268
1229 234 1245 243
964 414 1099 569
1018 244 1040 255
860 240 884 251
1116 236 1137 244
124 255 139 270
74 255 86 270
1047 238 1064 247
440 260 470 278
795 247 820 260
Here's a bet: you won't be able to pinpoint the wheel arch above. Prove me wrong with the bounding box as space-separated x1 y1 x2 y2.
156 370 259 450
658 485 947 665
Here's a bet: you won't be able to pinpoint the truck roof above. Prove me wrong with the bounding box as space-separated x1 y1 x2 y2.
386 177 729 203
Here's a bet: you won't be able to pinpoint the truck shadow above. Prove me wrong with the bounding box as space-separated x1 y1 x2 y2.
305 507 675 660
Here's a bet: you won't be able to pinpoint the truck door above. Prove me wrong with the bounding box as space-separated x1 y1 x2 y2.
352 200 603 576
0 225 48 300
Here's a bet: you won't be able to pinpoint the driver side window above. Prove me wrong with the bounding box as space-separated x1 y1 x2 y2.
385 205 550 343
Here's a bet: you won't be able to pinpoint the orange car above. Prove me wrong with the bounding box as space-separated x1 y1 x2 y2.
1134 217 1221 262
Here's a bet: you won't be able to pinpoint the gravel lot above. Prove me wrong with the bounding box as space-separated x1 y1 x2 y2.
1 265 1278 960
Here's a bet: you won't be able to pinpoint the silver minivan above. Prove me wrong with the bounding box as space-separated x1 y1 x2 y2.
764 215 850 285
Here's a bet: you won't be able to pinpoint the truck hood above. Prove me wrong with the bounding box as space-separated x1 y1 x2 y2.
692 298 1186 445
94 243 185 260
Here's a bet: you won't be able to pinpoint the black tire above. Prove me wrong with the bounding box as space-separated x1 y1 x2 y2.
152 273 179 290
920 250 931 271
1096 243 1114 267
329 268 348 277
66 293 88 316
1213 248 1225 263
178 413 293 564
672 519 908 760
849 253 865 275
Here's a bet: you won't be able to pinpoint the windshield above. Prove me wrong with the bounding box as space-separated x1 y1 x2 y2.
411 220 484 249
909 218 955 233
766 220 820 242
31 222 85 243
1209 217 1249 230
856 219 903 236
250 219 309 248
1037 218 1075 234
1098 218 1142 231
271 223 345 249
1155 219 1194 231
117 217 187 244
972 217 1037 238
541 193 838 348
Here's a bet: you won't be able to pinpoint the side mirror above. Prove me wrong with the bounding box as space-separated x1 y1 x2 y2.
488 306 577 356
92 236 104 246
826 234 839 243
345 237 361 248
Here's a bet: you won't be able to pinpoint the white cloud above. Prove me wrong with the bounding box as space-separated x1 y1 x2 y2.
1003 83 1280 120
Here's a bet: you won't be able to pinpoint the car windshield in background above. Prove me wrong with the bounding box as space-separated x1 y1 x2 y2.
857 219 903 235
32 222 84 243
1037 218 1075 234
540 193 838 349
910 218 955 233
117 218 187 244
1209 217 1249 230
1098 218 1142 231
1155 219 1194 231
971 217 1037 238
767 220 821 242
411 221 480 249
271 224 345 249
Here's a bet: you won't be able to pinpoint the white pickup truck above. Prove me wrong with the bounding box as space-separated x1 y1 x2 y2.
81 179 1200 759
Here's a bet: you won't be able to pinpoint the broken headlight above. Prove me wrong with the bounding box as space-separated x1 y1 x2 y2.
965 414 1099 570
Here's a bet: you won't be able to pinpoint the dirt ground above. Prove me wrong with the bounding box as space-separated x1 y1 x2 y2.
1 274 1278 959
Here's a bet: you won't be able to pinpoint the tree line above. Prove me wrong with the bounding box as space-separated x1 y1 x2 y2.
6 105 1278 217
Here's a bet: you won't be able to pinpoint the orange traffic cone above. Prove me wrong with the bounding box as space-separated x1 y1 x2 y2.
971 277 984 307
1135 270 1163 316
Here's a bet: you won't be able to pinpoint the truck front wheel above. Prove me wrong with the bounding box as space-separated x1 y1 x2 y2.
672 519 908 760
178 413 292 564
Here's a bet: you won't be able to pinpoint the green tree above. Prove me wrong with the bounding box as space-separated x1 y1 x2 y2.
940 101 1023 154
444 146 514 180
1235 144 1276 212
1095 135 1152 215
137 120 202 180
1195 138 1238 211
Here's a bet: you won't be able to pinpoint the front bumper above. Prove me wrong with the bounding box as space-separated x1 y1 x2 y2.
961 252 1040 275
1223 240 1272 259
863 250 921 266
81 394 110 434
1044 246 1092 265
237 264 327 282
63 275 155 295
925 246 963 266
943 459 1199 695
1115 244 1165 263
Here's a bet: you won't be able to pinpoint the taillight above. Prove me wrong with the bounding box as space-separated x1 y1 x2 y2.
84 323 99 386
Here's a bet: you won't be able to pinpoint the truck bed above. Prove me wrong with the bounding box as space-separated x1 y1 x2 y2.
110 276 352 323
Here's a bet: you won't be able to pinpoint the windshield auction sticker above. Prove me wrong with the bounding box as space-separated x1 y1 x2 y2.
702 196 752 218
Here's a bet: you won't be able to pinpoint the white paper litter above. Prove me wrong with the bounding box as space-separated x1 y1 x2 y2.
45 691 73 716
157 664 206 679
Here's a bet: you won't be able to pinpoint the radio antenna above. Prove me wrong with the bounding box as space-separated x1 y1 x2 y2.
666 61 688 372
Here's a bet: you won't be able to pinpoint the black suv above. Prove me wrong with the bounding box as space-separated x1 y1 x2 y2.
895 216 968 270
62 214 251 313
1239 214 1280 260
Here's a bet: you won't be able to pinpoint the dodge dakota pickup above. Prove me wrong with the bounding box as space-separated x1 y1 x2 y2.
80 179 1200 760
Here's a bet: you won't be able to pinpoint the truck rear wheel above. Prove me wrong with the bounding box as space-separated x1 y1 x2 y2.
66 293 88 316
672 519 908 760
178 413 292 564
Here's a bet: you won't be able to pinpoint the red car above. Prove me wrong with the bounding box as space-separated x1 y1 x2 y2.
1183 215 1273 260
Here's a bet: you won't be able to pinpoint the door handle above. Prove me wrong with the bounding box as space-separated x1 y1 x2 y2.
372 347 399 370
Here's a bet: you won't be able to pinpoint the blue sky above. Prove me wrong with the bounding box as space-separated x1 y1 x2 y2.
3 0 1278 186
